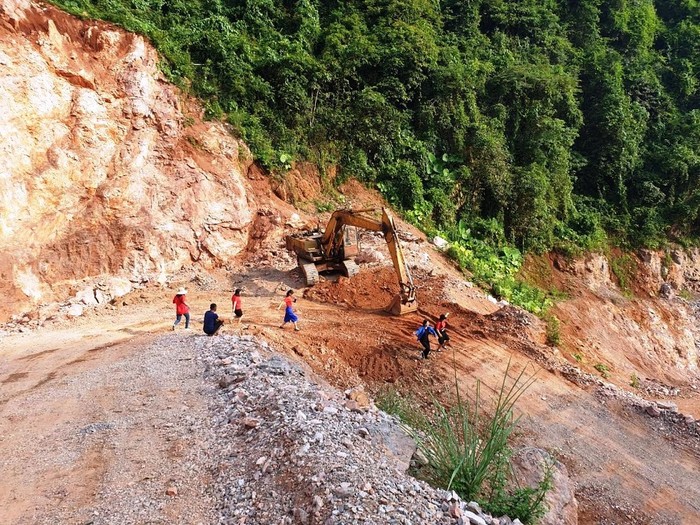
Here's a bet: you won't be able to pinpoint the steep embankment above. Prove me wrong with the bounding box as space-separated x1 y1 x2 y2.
0 0 253 321
522 250 700 388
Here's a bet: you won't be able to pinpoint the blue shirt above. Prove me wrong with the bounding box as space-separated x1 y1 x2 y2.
203 310 219 333
415 326 437 340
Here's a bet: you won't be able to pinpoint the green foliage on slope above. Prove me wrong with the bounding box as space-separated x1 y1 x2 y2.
52 0 699 253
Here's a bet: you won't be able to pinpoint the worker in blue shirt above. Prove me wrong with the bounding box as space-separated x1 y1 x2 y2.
415 319 438 360
203 303 224 336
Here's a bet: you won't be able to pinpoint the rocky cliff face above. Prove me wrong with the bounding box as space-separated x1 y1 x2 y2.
545 250 700 385
0 0 254 321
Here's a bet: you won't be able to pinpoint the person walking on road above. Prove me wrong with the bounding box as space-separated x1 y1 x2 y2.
231 288 244 325
435 313 450 351
415 319 438 360
278 289 300 331
203 303 224 336
172 288 190 330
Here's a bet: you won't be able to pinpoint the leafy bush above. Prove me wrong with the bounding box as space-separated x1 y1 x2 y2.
48 0 700 251
610 254 638 296
444 221 552 315
375 387 427 431
545 315 561 347
594 363 611 379
630 373 640 389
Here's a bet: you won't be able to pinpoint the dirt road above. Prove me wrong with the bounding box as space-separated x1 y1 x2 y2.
0 303 218 524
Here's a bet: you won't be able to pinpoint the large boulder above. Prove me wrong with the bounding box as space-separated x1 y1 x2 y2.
510 447 578 525
367 419 417 473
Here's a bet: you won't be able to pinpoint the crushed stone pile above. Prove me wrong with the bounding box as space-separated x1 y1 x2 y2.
197 334 519 525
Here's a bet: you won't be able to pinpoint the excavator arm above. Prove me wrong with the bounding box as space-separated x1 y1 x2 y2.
319 208 417 315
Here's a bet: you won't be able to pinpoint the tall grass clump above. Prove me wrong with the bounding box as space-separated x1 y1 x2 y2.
406 360 550 523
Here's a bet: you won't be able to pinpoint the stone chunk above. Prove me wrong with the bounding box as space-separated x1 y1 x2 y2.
646 404 661 417
464 510 486 525
510 448 578 525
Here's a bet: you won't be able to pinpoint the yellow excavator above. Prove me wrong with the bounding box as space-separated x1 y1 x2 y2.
285 208 418 315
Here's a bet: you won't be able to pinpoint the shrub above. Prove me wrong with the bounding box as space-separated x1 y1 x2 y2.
610 254 638 296
443 227 553 316
375 387 428 431
630 373 640 389
405 361 549 523
594 363 611 379
545 315 561 347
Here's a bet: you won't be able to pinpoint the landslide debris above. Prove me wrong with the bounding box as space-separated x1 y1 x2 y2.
200 334 521 525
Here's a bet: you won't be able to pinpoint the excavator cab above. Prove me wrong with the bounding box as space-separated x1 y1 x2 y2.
340 226 359 259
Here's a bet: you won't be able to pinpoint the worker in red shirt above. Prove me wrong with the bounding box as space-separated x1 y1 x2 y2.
231 288 243 324
278 289 300 331
435 313 450 351
172 288 190 330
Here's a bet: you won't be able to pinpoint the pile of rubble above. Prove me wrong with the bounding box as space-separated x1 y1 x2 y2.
196 334 523 525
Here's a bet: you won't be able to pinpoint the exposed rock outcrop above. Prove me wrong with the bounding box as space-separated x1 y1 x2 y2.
510 447 578 525
0 0 254 320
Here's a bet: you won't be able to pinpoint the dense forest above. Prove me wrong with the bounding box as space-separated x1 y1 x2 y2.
54 0 699 254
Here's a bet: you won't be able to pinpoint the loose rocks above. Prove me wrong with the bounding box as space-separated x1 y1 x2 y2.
195 334 510 525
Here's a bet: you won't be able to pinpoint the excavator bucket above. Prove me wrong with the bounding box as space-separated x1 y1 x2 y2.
386 294 418 316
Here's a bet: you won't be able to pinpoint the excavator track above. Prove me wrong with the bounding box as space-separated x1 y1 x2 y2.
340 260 359 278
300 261 320 286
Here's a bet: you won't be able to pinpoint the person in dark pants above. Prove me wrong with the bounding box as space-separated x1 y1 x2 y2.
203 303 224 336
415 319 438 360
435 313 450 351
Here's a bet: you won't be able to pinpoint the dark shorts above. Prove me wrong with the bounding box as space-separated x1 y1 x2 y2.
204 319 224 336
234 309 243 318
438 330 449 345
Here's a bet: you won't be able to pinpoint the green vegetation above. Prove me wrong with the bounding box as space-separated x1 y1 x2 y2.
49 0 700 254
678 287 694 300
400 362 548 524
375 386 428 431
544 315 561 347
594 363 611 379
445 223 553 314
572 352 585 363
630 373 641 389
610 254 639 296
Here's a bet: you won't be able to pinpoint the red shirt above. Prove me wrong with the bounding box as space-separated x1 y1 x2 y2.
232 295 242 310
435 320 447 331
284 296 294 308
173 295 189 315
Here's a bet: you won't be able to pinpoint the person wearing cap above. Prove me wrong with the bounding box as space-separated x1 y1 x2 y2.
172 288 190 330
435 313 450 351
